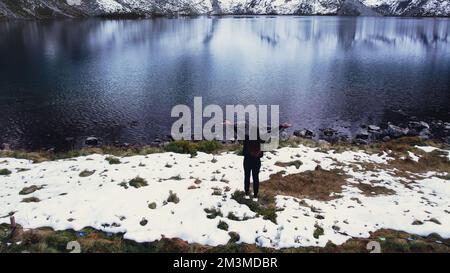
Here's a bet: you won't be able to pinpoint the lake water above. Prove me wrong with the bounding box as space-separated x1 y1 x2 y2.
0 16 449 150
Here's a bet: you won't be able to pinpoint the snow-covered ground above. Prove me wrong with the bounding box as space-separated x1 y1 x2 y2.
0 144 449 248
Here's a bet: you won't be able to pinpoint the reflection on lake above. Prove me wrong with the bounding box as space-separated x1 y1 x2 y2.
0 16 449 149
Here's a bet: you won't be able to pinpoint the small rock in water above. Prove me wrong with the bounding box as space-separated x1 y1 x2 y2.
382 136 391 142
151 138 163 146
322 128 336 137
85 137 99 146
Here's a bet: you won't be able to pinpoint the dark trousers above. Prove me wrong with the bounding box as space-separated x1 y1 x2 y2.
243 156 261 197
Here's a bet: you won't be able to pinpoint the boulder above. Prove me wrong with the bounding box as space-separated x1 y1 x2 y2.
354 138 369 145
407 129 420 136
408 121 429 131
355 129 370 140
386 124 409 138
368 125 381 132
444 122 450 130
419 129 431 140
85 137 99 146
228 232 240 243
294 129 315 139
19 185 44 195
151 138 163 146
429 121 442 130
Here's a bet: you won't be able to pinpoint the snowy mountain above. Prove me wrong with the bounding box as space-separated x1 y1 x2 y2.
0 0 449 19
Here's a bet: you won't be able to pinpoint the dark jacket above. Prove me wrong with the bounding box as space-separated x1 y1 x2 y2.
233 124 285 159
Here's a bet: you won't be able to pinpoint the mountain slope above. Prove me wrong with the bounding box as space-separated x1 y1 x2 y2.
0 0 449 19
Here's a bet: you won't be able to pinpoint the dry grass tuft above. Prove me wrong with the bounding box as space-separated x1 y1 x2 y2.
355 183 396 196
262 168 348 201
275 160 303 169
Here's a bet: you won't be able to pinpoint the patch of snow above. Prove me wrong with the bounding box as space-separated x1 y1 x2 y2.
97 0 126 13
408 151 420 162
67 0 82 6
0 144 449 248
415 146 439 153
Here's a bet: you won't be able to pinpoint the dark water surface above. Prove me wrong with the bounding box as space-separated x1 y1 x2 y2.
0 16 449 150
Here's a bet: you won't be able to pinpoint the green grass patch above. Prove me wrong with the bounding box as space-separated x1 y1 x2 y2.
164 140 198 156
204 207 223 219
105 156 121 165
217 221 229 231
167 191 180 204
196 140 222 153
0 169 12 176
227 212 240 221
164 140 223 156
231 191 278 224
313 225 324 239
129 177 148 188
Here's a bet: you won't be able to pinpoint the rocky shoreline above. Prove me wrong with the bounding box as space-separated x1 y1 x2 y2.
1 118 450 153
293 119 450 146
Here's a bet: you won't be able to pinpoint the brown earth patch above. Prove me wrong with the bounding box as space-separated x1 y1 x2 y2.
21 197 40 203
389 150 450 175
262 167 349 201
354 183 396 196
351 149 449 180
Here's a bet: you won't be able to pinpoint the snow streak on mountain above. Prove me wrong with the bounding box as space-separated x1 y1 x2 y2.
0 0 449 19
